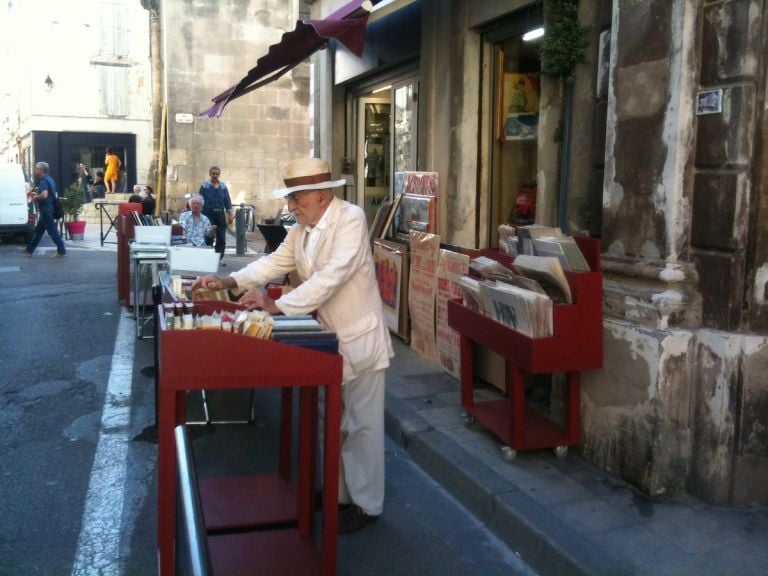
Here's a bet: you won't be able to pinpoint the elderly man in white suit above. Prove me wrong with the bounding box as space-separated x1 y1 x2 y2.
192 157 393 533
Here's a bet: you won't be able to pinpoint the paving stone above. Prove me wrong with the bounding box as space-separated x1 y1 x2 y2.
556 497 637 534
514 470 595 506
646 510 747 554
585 524 687 574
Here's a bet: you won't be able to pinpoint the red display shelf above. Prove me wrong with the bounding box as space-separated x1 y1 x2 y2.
208 529 324 576
157 302 342 576
447 237 603 454
199 474 298 531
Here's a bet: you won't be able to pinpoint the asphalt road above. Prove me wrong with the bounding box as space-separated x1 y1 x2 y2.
0 235 536 576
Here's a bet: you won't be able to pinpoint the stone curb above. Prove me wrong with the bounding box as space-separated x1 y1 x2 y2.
384 391 628 576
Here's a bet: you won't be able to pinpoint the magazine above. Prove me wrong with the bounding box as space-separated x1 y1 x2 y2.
532 236 590 272
512 255 572 304
479 281 552 338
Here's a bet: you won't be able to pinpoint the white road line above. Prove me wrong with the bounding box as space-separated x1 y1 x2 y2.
71 310 135 576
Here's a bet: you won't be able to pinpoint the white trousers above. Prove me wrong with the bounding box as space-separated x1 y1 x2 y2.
336 369 386 516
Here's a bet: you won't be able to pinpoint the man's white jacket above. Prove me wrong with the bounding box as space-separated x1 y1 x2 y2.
230 197 394 383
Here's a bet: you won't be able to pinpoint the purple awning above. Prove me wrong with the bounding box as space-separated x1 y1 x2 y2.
200 0 376 118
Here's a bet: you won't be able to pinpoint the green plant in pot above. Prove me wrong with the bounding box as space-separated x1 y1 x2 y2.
62 183 87 239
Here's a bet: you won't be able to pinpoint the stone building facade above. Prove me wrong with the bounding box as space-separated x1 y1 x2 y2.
309 0 768 506
159 0 312 216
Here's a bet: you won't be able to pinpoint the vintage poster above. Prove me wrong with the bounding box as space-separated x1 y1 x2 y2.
435 249 470 379
373 240 404 334
408 231 441 362
500 73 539 141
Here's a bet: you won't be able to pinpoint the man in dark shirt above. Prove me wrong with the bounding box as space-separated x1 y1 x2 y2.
199 166 233 265
142 185 156 217
24 161 66 257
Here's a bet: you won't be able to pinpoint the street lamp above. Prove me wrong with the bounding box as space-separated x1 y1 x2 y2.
44 74 53 91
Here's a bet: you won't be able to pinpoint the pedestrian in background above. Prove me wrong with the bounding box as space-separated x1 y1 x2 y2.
199 166 233 265
78 163 92 203
142 185 156 217
92 171 106 199
24 162 66 258
104 146 121 194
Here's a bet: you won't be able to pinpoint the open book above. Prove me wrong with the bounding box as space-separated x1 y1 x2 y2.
512 255 572 304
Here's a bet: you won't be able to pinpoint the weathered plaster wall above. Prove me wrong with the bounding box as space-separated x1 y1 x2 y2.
584 322 768 505
586 0 768 505
582 321 695 497
162 0 310 216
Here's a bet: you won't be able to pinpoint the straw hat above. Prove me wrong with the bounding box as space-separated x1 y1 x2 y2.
272 158 346 198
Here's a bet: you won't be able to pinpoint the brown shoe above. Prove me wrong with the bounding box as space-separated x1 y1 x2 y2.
338 505 379 534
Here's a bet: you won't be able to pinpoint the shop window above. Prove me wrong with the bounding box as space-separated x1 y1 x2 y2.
490 31 541 237
350 75 419 227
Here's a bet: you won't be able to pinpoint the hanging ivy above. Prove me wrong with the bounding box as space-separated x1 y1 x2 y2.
539 0 589 80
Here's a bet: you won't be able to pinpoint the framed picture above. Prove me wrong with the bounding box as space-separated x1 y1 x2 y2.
373 239 410 339
497 70 540 141
696 89 723 115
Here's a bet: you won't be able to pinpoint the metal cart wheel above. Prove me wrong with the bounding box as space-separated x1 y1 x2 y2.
500 445 517 461
554 445 568 458
461 412 476 427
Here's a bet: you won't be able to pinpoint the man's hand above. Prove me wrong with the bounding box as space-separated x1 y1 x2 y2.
227 213 235 225
239 288 280 314
191 274 236 291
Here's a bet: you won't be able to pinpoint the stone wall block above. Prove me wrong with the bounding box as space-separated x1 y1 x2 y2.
581 322 694 497
616 59 669 120
691 171 749 251
694 85 755 167
693 251 745 330
700 0 762 84
688 331 740 504
603 115 667 257
617 0 671 68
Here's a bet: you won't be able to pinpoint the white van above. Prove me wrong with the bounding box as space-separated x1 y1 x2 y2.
0 163 35 242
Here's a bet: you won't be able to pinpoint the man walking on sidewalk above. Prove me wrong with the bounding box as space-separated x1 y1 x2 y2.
199 166 233 265
24 162 66 258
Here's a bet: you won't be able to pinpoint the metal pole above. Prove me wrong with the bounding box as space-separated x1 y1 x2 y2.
235 204 247 256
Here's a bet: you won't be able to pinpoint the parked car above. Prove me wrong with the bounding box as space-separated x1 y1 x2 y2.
0 163 36 243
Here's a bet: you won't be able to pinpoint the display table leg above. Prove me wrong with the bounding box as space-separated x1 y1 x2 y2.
566 372 580 444
510 366 526 450
460 335 474 410
297 387 317 535
322 384 341 576
279 388 293 480
157 388 179 576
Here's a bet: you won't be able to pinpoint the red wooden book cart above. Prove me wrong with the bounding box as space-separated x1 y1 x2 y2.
447 237 602 458
156 301 343 576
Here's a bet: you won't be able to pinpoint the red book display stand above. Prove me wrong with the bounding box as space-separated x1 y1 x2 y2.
447 237 603 457
157 301 343 576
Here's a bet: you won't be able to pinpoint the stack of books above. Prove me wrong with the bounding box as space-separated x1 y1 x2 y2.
271 315 338 354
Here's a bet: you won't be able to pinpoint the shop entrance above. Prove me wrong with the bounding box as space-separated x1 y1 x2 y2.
349 75 419 227
487 11 543 242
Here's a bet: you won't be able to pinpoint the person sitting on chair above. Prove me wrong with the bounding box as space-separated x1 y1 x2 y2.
179 194 216 247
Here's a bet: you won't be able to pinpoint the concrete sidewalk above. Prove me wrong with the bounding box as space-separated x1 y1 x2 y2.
384 338 768 576
73 225 767 575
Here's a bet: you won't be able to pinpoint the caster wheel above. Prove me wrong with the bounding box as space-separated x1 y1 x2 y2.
500 446 517 461
554 445 568 458
461 412 476 426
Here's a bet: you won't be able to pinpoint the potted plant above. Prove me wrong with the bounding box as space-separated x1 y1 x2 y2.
62 183 86 240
